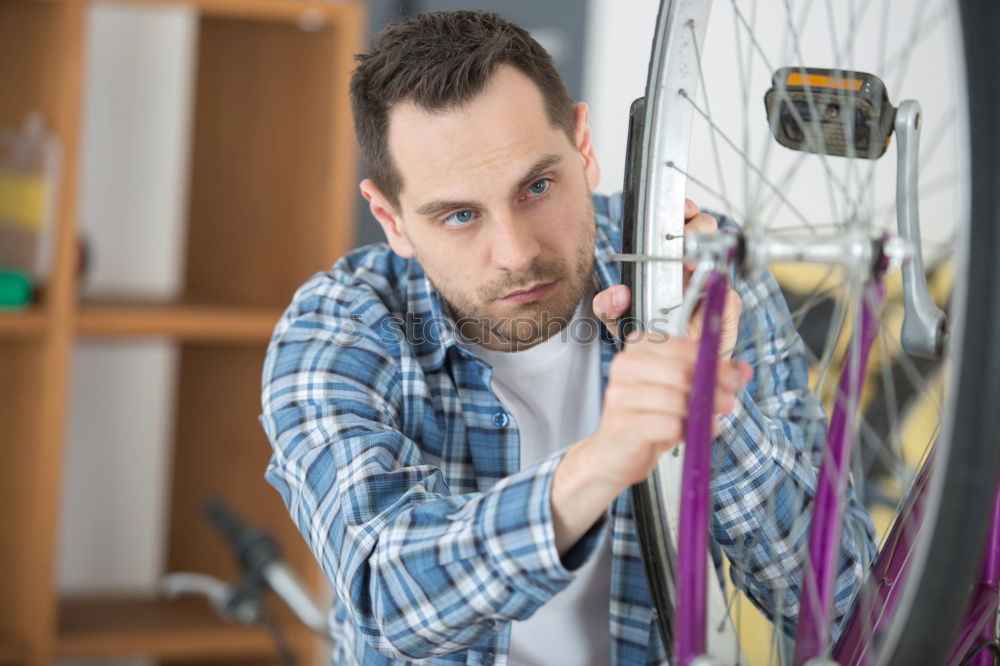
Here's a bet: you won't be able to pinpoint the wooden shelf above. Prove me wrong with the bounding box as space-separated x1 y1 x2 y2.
76 302 281 342
0 637 21 664
56 594 311 660
3 0 68 7
0 0 361 663
102 0 360 24
0 306 45 340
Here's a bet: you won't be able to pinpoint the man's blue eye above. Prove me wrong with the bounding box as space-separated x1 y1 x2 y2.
444 209 475 227
528 179 550 196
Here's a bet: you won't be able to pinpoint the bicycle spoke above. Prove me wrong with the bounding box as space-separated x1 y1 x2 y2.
628 1 974 662
689 21 739 221
679 95 818 230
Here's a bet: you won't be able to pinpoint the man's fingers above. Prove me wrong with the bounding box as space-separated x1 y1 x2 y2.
623 330 699 358
606 383 689 415
738 360 753 385
684 198 700 220
610 349 695 388
611 341 747 392
687 287 743 359
593 284 631 338
686 304 704 340
685 212 718 235
684 212 718 272
610 382 737 416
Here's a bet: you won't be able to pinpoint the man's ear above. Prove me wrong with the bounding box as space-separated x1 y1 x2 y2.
573 102 601 190
360 179 415 258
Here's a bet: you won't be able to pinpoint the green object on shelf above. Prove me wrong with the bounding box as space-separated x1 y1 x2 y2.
0 269 32 309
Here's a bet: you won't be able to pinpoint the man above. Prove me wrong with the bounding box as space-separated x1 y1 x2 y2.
259 10 876 665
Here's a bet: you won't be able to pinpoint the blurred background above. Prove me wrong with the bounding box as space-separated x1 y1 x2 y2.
0 0 958 664
0 2 660 664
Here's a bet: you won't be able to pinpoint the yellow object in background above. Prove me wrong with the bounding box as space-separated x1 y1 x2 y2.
0 171 48 231
0 112 61 282
730 260 953 663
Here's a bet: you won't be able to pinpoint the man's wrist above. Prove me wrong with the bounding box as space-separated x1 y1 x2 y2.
550 438 623 555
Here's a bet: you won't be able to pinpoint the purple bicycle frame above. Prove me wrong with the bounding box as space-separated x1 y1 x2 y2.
673 271 887 664
948 484 1000 666
833 448 935 665
674 264 1000 664
834 455 1000 666
674 269 730 665
794 278 886 664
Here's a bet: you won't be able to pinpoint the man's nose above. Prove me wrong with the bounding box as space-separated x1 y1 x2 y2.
489 213 541 273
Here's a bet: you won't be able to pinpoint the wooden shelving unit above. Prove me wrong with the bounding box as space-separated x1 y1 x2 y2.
0 0 363 664
0 308 46 340
56 596 312 660
77 302 282 341
0 639 21 665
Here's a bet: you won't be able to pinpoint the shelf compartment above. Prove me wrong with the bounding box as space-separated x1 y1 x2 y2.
0 306 45 340
108 0 360 24
0 0 70 128
76 302 281 342
55 594 312 660
181 7 360 308
165 343 326 594
0 636 21 664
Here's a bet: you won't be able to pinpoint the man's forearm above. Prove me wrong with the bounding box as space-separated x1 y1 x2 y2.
551 437 622 554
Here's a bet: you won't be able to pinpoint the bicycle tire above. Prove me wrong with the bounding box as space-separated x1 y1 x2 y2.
883 2 1000 664
621 1 1000 664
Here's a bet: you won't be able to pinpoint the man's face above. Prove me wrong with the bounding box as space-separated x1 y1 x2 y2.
363 65 601 351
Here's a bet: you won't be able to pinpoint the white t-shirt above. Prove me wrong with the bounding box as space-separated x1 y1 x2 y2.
462 294 612 665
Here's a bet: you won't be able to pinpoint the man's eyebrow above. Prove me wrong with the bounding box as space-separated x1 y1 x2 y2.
509 153 563 199
415 198 481 217
413 154 564 218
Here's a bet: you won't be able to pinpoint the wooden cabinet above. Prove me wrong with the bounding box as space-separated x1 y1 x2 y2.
0 1 363 663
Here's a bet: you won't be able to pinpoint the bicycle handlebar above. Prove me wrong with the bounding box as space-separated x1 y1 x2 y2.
203 497 331 637
204 497 282 572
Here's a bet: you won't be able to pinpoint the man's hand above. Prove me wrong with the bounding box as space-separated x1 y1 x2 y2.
593 199 742 357
551 200 750 554
586 331 749 485
551 330 750 553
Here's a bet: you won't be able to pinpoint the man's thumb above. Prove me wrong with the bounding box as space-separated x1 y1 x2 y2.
593 284 631 338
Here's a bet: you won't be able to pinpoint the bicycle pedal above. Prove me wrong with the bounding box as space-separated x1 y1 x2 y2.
764 67 895 159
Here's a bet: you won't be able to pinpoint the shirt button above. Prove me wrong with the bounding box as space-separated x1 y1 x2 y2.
481 652 494 665
492 411 509 427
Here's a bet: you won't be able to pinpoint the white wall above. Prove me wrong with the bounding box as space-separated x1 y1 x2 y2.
59 2 196 597
582 0 661 196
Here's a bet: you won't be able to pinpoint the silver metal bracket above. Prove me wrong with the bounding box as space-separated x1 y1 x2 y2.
895 100 948 358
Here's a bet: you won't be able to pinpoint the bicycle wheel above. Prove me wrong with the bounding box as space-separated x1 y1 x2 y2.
621 1 1000 664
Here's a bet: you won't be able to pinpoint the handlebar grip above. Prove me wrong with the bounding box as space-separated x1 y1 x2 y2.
203 497 281 572
204 497 250 548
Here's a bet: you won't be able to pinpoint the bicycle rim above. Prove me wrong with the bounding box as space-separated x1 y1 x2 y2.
623 1 1000 664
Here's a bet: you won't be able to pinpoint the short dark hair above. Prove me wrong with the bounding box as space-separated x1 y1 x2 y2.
350 10 577 208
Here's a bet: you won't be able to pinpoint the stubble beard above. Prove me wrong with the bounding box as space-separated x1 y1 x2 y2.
431 203 597 351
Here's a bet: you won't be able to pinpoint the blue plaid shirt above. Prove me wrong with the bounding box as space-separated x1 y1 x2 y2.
260 193 876 665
